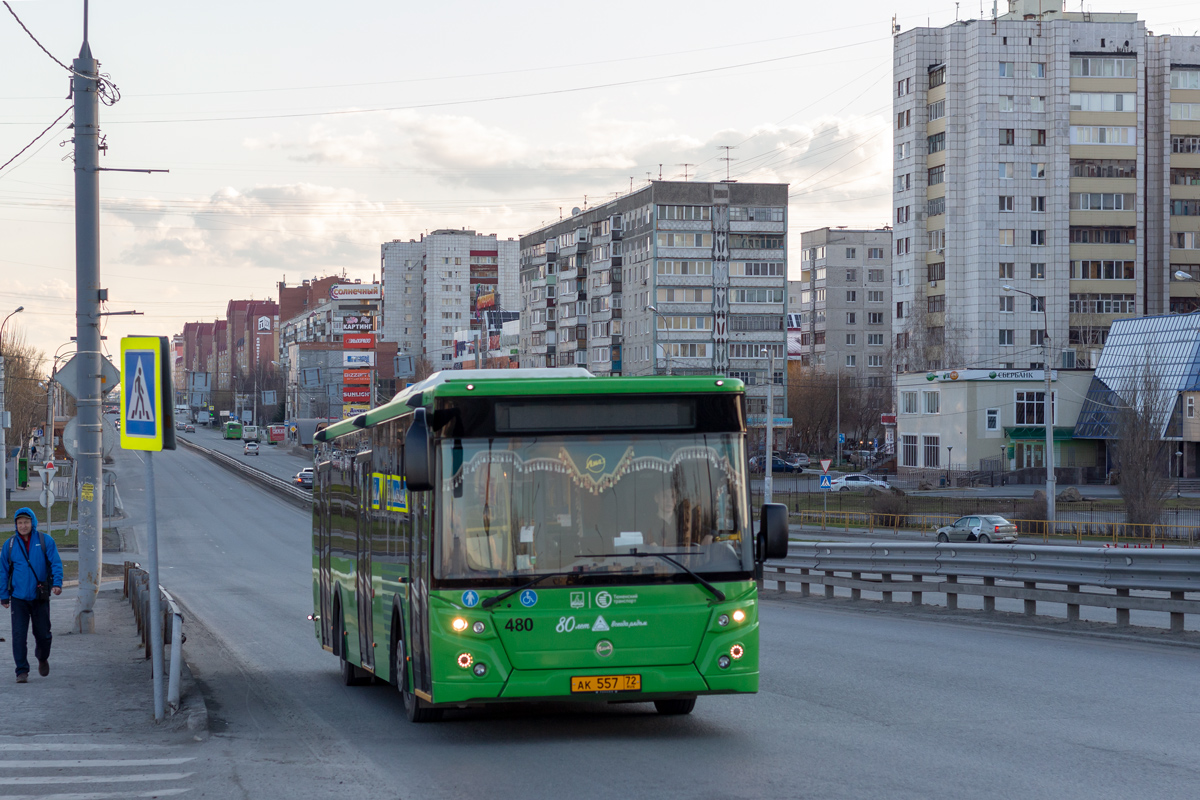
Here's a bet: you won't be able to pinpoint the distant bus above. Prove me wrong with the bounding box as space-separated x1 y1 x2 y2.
223 421 243 440
242 425 260 442
311 369 788 722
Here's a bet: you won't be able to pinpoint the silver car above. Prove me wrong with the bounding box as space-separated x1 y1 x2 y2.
935 515 1018 544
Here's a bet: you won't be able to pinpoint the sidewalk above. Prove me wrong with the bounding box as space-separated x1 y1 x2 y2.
1 584 206 738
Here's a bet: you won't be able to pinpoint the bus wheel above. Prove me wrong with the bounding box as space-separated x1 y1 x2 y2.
654 698 696 715
336 613 362 686
397 639 442 723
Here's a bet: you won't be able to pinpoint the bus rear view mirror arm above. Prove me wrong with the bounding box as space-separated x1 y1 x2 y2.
758 503 789 562
404 407 436 492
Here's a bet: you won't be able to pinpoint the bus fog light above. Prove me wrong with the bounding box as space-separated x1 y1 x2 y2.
452 617 468 632
730 644 745 660
732 609 746 623
473 621 486 634
473 663 488 677
457 653 473 669
717 614 729 627
718 655 731 669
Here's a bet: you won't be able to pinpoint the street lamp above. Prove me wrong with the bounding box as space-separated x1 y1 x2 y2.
646 305 671 376
761 346 776 505
1176 450 1184 497
946 445 953 487
1003 284 1056 534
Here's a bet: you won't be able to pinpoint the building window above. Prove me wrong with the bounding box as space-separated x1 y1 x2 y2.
986 408 1000 430
999 262 1015 279
1031 196 1046 213
868 248 884 260
1031 262 1046 280
1070 126 1135 145
846 290 857 302
1000 128 1015 146
927 197 946 216
927 296 945 313
999 329 1014 346
846 269 858 282
999 229 1015 247
928 100 946 121
868 290 884 302
999 162 1014 179
895 173 911 192
1031 62 1046 78
1000 96 1014 112
846 333 856 345
896 206 910 224
1031 329 1046 346
928 132 946 153
1070 260 1136 279
1031 230 1046 246
923 436 941 468
868 268 885 281
896 238 910 255
1188 396 1195 419
897 109 911 129
1171 70 1200 90
845 355 856 367
1015 390 1053 425
928 262 946 282
868 333 885 345
1070 57 1135 77
868 312 884 324
846 312 856 325
923 391 940 414
999 62 1014 78
1032 129 1047 146
928 165 945 186
868 355 884 367
1074 159 1137 178
1031 163 1046 179
999 195 1014 213
929 66 946 88
1070 193 1135 210
999 296 1014 312
897 77 912 96
1030 96 1046 112
902 434 919 467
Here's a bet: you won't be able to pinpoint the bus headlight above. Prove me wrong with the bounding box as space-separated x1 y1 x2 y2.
457 653 473 669
717 614 730 627
473 663 488 677
473 621 486 634
730 644 745 660
718 655 731 669
732 609 746 623
451 617 468 632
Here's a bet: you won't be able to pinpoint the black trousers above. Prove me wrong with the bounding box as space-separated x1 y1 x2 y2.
9 598 52 675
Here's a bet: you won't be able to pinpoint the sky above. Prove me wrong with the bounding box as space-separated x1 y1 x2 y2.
2 0 1199 360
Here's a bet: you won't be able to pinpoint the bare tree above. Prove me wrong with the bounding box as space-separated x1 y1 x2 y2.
413 356 436 382
1 328 48 459
787 367 837 453
1112 357 1174 525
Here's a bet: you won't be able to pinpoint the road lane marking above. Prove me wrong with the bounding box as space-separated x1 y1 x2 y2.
0 744 169 752
0 758 194 768
0 772 194 785
0 791 190 800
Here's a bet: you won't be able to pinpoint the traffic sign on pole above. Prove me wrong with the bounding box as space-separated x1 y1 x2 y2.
120 337 176 452
820 459 832 474
819 475 832 490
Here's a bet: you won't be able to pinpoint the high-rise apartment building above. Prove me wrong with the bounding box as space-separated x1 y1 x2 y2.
519 181 789 418
380 230 519 367
892 0 1200 371
792 227 894 381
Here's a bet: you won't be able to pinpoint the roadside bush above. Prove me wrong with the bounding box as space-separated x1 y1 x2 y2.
871 492 911 529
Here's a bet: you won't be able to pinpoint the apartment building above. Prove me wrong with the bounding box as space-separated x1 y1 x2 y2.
380 230 519 368
518 180 789 419
892 0 1200 371
791 227 894 382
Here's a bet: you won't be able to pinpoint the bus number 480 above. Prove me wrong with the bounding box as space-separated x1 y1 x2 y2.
505 618 534 632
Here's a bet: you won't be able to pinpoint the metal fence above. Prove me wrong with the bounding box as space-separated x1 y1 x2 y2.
764 542 1200 632
123 562 185 714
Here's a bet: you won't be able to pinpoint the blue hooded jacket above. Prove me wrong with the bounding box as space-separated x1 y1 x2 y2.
1 507 64 602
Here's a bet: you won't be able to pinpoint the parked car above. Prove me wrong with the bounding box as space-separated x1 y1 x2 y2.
791 453 811 467
750 456 803 473
935 515 1018 544
184 424 195 433
295 471 313 489
829 473 890 492
243 442 260 456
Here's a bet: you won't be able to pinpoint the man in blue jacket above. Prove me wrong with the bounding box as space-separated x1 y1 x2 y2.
1 508 63 683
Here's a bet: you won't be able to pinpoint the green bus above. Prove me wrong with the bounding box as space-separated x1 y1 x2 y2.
311 369 787 722
223 421 243 440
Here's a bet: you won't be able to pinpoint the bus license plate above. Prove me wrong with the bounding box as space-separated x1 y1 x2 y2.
570 674 641 693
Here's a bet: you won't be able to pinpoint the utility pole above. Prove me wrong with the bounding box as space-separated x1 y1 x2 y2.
763 348 775 504
0 306 24 517
73 9 103 633
1043 354 1056 535
836 370 842 469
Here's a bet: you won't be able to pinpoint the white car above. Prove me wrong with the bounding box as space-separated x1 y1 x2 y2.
243 442 260 456
829 473 890 492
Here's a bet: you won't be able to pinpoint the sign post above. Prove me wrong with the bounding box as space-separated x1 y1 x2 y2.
819 459 832 522
120 336 176 722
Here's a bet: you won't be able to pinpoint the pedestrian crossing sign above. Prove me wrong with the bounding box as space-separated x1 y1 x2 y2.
819 475 833 490
121 336 176 451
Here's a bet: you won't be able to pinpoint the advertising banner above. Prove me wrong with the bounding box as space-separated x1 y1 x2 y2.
344 333 375 349
342 313 374 332
343 368 371 385
269 425 286 442
342 351 376 367
342 386 371 403
330 284 382 301
342 403 369 418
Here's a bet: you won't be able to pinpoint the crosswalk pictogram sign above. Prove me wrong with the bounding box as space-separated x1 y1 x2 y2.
121 337 165 451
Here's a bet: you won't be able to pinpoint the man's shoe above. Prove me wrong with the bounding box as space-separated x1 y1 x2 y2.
37 660 48 677
15 673 27 683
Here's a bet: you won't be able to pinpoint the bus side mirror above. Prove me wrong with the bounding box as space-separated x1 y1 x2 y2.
757 503 789 562
404 407 435 492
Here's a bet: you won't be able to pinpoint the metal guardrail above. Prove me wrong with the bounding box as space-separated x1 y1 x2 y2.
788 509 1200 545
764 542 1200 633
123 561 185 713
178 437 311 506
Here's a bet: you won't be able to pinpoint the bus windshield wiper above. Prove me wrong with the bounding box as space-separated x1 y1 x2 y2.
583 551 726 602
481 571 575 609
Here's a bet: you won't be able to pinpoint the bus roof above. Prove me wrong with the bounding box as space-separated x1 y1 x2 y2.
317 369 745 442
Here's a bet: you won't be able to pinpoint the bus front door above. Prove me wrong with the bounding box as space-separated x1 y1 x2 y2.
355 453 374 671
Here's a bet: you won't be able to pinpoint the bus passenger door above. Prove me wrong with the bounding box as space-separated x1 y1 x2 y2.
408 486 433 696
355 453 375 670
316 462 333 648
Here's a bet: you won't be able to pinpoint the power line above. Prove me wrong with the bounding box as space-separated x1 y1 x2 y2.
1 1 120 105
0 106 70 175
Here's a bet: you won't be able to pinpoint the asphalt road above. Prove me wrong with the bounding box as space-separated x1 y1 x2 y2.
179 423 312 484
114 444 1200 799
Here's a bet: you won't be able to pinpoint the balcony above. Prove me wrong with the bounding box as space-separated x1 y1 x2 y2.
612 308 622 319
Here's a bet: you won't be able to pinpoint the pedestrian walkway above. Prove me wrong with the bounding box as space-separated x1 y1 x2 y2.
0 738 197 799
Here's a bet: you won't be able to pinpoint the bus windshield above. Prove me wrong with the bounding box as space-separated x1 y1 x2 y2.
435 433 752 581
